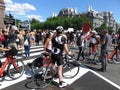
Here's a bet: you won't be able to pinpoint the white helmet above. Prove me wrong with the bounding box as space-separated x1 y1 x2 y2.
56 26 63 34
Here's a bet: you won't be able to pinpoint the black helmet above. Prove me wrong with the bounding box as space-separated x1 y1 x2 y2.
56 26 63 34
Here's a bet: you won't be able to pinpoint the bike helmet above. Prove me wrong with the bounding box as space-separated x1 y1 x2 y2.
56 26 63 34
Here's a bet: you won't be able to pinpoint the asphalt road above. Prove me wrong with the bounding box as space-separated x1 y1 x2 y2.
0 45 120 90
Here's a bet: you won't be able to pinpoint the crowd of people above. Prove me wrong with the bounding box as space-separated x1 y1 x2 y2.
0 25 120 88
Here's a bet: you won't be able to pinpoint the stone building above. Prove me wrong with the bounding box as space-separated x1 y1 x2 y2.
58 6 120 32
0 0 5 28
58 8 77 17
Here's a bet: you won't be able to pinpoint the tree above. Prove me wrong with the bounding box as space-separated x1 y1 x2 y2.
16 19 21 27
100 22 107 30
30 18 40 24
107 27 114 34
30 15 91 31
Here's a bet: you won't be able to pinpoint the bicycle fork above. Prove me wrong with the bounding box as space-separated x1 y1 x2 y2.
10 58 19 70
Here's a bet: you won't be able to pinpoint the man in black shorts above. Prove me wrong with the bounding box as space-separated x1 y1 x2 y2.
51 26 71 88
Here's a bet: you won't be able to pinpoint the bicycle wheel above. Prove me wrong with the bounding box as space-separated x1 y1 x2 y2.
31 60 43 75
35 67 53 88
110 50 120 64
62 62 79 79
93 52 101 64
7 60 24 79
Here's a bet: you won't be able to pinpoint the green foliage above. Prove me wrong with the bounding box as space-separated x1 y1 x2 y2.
107 27 114 34
30 16 91 31
100 22 107 30
117 28 120 33
16 19 21 27
30 18 40 24
118 28 120 31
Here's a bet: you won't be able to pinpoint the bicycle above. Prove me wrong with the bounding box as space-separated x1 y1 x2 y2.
107 45 120 64
0 47 24 80
26 52 79 89
62 54 80 79
82 45 101 65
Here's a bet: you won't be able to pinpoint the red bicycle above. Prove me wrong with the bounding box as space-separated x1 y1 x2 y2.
0 47 24 80
107 45 120 64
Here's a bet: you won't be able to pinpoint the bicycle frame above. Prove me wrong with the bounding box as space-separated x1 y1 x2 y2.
107 47 119 60
0 55 19 77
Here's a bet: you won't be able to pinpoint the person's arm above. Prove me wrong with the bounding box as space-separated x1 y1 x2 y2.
64 44 71 55
0 47 10 51
43 38 49 51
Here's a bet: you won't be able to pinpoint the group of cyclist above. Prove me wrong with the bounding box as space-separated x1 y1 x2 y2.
0 24 120 88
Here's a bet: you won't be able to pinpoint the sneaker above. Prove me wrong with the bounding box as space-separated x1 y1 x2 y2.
59 81 68 88
25 69 33 78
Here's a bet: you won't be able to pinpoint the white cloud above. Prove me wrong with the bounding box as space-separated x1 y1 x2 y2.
4 0 45 22
4 0 36 15
4 0 13 4
26 15 44 22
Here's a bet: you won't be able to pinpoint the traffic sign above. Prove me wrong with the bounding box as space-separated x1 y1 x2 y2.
19 21 30 30
4 18 15 25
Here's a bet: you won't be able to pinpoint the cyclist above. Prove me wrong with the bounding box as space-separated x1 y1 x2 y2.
43 31 53 54
89 30 98 54
51 26 71 88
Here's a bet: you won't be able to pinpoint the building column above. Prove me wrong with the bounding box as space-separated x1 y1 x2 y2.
0 0 5 28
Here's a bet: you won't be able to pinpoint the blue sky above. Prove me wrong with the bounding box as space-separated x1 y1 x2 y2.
4 0 120 23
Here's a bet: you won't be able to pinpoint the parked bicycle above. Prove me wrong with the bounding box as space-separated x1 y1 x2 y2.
26 52 79 89
0 46 24 80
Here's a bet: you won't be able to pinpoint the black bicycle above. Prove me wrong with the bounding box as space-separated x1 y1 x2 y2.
62 54 80 79
26 53 79 89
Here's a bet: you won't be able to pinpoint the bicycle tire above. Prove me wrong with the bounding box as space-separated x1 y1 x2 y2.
35 67 53 88
62 62 79 79
31 60 43 74
93 52 101 64
31 60 53 88
7 60 24 79
112 49 120 64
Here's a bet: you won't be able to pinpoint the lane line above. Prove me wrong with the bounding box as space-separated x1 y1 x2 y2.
90 70 120 89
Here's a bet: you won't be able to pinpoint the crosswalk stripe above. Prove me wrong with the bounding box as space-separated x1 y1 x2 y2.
1 47 43 62
0 45 120 90
0 63 89 89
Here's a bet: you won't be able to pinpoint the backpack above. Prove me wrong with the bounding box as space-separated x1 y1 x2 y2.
76 36 82 46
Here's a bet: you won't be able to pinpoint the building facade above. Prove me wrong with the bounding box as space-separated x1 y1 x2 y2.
0 0 5 28
58 8 77 17
58 6 120 32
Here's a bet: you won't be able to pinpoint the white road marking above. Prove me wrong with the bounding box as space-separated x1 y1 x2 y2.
90 70 120 89
1 62 120 90
0 45 120 90
0 63 89 89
